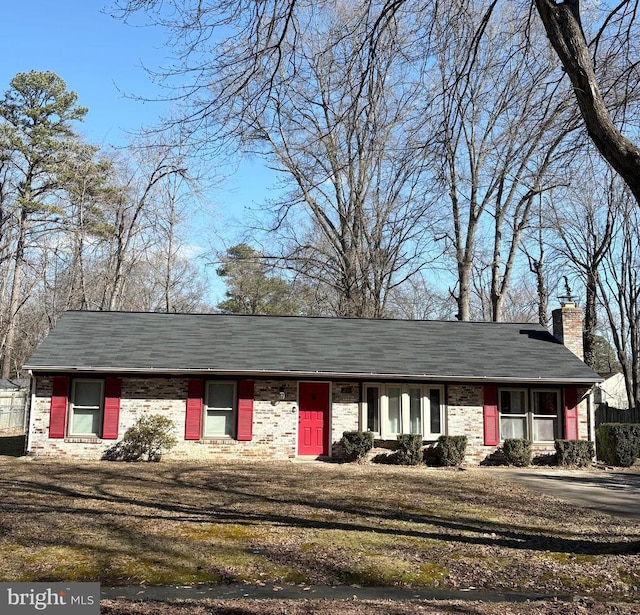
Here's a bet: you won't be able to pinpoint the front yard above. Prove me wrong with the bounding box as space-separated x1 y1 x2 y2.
0 458 638 612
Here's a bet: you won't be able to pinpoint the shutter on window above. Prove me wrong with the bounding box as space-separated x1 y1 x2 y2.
483 386 499 446
564 387 579 440
49 376 69 439
237 379 254 441
185 379 204 440
102 378 122 439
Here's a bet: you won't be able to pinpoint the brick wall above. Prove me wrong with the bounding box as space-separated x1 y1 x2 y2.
28 376 361 461
446 384 592 464
28 376 592 464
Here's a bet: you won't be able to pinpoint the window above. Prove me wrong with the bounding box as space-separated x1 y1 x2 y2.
409 388 422 434
70 380 103 437
499 388 560 443
500 389 527 439
532 390 559 442
363 384 444 439
387 386 402 435
366 386 380 433
205 381 236 438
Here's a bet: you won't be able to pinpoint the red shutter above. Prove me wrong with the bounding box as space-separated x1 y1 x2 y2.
49 376 69 439
564 387 579 440
483 386 499 446
237 379 254 441
185 379 204 440
102 378 122 439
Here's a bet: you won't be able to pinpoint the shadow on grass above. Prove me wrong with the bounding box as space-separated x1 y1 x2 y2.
2 462 639 562
0 434 25 456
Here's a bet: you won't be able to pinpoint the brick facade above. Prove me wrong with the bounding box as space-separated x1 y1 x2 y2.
28 376 591 464
29 376 362 461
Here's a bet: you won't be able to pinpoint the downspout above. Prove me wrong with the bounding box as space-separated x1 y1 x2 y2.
25 370 36 454
587 388 597 460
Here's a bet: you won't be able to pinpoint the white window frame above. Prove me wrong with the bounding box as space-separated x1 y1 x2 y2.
499 388 528 441
204 381 236 438
499 388 561 443
69 379 104 438
361 383 445 439
531 388 560 443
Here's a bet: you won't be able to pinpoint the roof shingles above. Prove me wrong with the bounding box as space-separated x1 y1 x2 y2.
24 311 601 384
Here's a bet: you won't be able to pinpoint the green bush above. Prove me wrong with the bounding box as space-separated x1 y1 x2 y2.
436 435 467 467
396 434 424 465
596 423 640 467
102 415 177 462
555 439 594 467
340 430 374 462
502 438 532 467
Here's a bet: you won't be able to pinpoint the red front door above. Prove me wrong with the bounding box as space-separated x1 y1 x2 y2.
298 382 330 456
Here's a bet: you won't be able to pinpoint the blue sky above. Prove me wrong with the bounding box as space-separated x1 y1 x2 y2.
0 2 170 144
1 1 280 303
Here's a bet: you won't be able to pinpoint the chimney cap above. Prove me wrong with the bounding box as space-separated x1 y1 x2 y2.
558 276 578 307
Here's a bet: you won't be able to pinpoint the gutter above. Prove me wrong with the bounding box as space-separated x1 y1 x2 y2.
26 369 36 454
23 365 602 386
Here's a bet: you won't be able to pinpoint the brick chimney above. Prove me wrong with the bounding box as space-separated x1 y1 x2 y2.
552 301 584 361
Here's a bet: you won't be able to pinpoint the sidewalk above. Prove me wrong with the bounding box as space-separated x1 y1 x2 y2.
101 582 569 604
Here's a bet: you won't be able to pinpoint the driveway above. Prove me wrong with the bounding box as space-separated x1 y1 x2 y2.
491 466 640 521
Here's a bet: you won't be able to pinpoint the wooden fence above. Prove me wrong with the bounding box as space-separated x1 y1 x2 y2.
595 404 640 427
0 385 28 434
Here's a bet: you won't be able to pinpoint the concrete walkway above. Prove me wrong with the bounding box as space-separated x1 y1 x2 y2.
491 467 640 521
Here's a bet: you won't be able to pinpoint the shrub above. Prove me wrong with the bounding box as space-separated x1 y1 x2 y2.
436 435 467 467
102 415 177 462
396 434 424 465
555 439 594 467
340 430 374 462
596 423 640 467
502 438 532 467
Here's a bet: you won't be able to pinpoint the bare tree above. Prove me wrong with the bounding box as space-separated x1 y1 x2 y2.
213 3 438 316
534 0 640 204
429 1 577 321
597 188 640 408
548 160 616 370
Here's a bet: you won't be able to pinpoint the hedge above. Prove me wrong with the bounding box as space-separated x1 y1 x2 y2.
396 434 424 465
555 439 594 467
436 435 467 467
596 423 640 467
502 438 532 467
340 430 374 462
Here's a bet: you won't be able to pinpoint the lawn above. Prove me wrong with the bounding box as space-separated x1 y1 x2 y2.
0 458 638 613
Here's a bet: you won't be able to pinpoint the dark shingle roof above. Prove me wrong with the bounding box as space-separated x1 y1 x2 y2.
24 311 601 384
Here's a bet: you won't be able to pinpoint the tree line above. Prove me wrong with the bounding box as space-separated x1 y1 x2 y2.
0 71 210 378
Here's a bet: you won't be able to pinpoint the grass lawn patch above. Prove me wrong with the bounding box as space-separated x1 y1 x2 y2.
0 459 638 604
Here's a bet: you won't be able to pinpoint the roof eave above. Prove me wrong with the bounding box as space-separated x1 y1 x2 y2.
24 365 603 385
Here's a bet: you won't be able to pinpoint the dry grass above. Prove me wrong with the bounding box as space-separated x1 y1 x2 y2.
0 458 638 608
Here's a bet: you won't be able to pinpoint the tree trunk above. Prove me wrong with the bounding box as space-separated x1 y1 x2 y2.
583 266 598 370
1 214 27 378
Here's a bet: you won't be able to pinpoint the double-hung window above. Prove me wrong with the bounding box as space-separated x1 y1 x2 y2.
204 381 236 438
363 384 444 439
499 388 560 443
69 380 103 437
499 389 527 439
532 390 559 442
